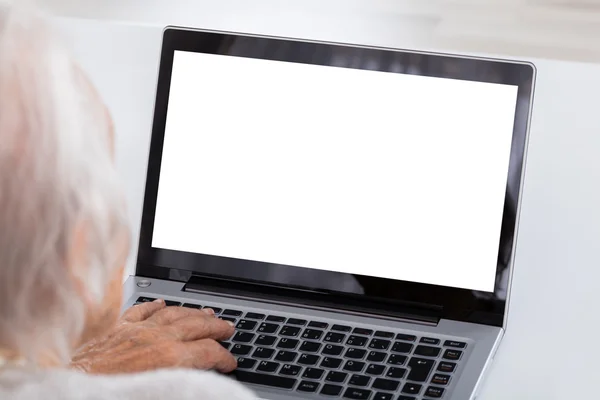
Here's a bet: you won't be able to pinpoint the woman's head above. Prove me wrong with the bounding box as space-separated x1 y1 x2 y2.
0 5 130 364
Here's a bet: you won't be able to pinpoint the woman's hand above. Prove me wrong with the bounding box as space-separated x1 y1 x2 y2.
70 300 237 374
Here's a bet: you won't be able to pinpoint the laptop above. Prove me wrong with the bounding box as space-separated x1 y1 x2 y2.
122 27 535 400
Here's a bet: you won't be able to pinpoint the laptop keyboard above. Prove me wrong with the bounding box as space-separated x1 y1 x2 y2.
133 297 467 399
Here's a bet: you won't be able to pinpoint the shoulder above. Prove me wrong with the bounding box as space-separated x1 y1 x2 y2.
97 369 257 400
108 369 257 400
0 368 256 400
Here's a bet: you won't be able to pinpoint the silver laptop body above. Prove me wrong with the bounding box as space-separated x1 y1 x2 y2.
122 27 535 400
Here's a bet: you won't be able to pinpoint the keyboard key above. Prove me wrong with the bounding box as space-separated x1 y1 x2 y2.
391 342 413 354
321 357 342 369
386 367 407 379
219 342 231 350
326 371 348 383
344 388 372 399
164 300 181 306
368 339 391 350
245 312 265 320
408 358 435 382
221 317 236 323
343 360 365 372
420 337 440 345
396 333 416 342
366 364 385 375
136 296 155 303
231 344 252 356
373 393 394 400
353 328 373 336
222 309 243 317
402 383 422 395
300 341 322 353
203 306 222 314
332 324 352 332
299 354 320 365
323 344 344 356
366 351 386 362
275 351 298 363
303 367 325 380
437 361 456 373
398 397 416 400
321 384 343 397
258 323 280 334
236 320 257 331
253 347 275 359
387 354 407 365
349 374 370 387
280 364 302 376
277 338 299 349
309 321 329 329
325 332 346 344
266 315 286 323
444 340 467 349
182 303 201 309
374 331 394 338
345 348 367 359
287 318 307 326
372 378 400 391
443 349 462 361
321 357 343 369
298 380 320 392
255 335 276 346
425 386 445 398
233 332 255 343
232 370 296 389
257 361 280 373
431 373 450 385
302 329 324 340
347 336 368 347
414 345 441 357
236 357 256 369
280 326 301 337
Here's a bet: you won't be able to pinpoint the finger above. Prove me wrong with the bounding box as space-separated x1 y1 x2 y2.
121 299 166 323
201 308 215 316
169 315 235 342
183 339 238 372
147 305 208 325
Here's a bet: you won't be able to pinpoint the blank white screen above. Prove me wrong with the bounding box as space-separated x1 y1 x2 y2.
152 50 518 292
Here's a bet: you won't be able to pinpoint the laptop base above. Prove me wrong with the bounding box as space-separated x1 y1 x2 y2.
123 276 502 400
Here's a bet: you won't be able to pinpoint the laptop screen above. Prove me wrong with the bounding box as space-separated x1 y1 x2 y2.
151 49 519 293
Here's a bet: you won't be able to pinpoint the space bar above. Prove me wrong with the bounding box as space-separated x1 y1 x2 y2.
232 370 297 389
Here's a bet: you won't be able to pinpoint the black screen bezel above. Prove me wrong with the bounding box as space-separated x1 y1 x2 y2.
136 27 535 327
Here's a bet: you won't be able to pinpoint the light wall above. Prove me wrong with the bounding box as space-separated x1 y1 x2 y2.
38 0 600 62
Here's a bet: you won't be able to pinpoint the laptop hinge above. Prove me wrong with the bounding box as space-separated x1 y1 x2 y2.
183 275 441 326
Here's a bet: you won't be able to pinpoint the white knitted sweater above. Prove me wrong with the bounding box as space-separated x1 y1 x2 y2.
0 367 257 400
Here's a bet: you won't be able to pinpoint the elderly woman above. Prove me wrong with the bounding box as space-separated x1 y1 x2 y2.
0 5 255 399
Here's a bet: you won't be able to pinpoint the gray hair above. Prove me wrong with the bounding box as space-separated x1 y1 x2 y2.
0 5 129 363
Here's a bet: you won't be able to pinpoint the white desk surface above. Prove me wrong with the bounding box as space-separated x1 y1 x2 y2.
53 17 600 400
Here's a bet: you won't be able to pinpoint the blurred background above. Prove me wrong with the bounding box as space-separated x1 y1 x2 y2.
37 0 600 62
